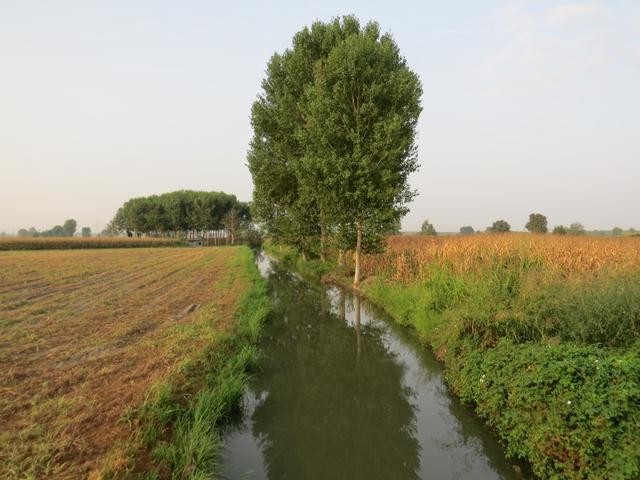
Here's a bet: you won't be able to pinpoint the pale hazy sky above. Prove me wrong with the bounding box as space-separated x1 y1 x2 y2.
1 0 639 233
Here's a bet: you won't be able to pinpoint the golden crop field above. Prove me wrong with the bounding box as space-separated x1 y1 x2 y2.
0 236 181 250
0 247 250 478
361 234 640 281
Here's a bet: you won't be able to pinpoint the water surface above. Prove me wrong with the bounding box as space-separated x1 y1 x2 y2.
223 254 527 479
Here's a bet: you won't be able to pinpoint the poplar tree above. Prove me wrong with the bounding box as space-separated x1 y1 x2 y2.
248 18 361 258
303 21 422 285
249 17 422 285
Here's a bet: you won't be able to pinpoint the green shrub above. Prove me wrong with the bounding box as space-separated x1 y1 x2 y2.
363 262 640 479
446 340 640 480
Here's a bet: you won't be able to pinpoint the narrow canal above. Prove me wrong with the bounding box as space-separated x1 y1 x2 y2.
223 253 527 479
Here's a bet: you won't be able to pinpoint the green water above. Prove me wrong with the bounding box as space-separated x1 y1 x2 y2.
223 254 527 479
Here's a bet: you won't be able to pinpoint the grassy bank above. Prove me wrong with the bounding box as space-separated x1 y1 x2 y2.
0 246 269 479
126 247 271 479
361 236 640 480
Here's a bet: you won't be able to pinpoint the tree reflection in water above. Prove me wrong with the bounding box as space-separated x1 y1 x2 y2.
223 256 526 480
249 266 420 480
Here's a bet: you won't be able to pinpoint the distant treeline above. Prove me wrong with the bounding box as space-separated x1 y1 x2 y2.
16 219 90 238
110 190 251 239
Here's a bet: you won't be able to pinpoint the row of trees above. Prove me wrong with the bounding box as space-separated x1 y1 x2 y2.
17 219 91 238
110 190 250 240
417 214 634 236
248 17 422 285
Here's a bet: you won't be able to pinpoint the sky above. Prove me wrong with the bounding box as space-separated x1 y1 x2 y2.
1 0 639 233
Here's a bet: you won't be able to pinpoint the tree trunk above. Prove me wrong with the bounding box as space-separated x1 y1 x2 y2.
355 295 362 361
338 249 344 267
320 224 326 262
354 220 362 287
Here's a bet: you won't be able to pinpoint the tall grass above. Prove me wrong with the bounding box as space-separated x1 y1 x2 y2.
131 247 270 479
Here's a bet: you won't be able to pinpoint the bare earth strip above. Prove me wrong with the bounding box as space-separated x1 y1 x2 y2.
0 247 250 478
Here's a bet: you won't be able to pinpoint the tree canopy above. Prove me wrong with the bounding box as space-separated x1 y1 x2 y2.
112 191 250 237
552 225 568 235
487 220 511 233
460 226 475 235
568 222 586 236
248 16 422 284
525 213 548 234
420 220 437 236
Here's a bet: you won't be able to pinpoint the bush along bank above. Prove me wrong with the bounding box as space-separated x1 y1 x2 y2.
123 247 271 479
364 265 640 480
263 239 336 282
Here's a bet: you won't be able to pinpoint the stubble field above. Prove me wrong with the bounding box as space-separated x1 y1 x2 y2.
0 247 251 478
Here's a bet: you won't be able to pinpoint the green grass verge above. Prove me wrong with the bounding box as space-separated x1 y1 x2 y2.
125 247 271 479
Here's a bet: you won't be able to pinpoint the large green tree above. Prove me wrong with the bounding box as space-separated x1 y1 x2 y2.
248 18 363 259
307 21 421 286
112 191 248 238
250 17 422 285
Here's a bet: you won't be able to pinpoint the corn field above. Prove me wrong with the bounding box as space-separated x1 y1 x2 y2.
361 234 640 282
0 236 182 250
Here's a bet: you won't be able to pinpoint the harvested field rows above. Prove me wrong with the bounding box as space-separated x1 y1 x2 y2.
0 247 249 478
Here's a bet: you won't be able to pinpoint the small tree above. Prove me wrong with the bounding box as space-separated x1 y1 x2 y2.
568 222 586 236
420 220 437 236
552 225 568 235
81 227 92 237
612 227 623 236
525 213 548 234
17 228 28 237
459 226 474 235
62 219 77 237
487 219 510 233
223 207 250 245
101 221 119 237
